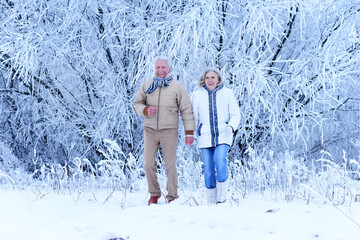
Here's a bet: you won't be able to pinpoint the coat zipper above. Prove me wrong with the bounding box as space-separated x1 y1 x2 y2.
156 87 161 130
211 92 217 146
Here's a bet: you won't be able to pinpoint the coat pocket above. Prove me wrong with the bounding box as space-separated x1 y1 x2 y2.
197 123 203 136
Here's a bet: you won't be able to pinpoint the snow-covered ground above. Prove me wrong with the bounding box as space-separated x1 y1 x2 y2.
1 186 360 240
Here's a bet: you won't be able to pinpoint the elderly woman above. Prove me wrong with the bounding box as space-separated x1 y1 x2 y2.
192 68 240 204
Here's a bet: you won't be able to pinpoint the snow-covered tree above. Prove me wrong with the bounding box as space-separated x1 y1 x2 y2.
0 0 359 177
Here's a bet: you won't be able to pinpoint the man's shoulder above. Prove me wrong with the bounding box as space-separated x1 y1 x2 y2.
139 78 154 90
168 79 186 90
169 78 181 85
143 77 154 84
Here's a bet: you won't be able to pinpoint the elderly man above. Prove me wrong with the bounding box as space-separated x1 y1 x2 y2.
133 56 195 205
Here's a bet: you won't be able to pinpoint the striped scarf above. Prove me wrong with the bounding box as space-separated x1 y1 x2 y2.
145 74 173 94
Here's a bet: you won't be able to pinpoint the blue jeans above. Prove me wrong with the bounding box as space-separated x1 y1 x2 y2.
200 144 230 189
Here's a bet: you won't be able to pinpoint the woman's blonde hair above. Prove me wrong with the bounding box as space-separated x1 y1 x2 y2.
198 67 223 88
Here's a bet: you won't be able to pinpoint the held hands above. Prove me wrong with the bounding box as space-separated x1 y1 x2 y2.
185 136 195 146
147 106 156 116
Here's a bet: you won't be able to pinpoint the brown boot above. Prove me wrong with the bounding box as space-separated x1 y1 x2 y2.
148 195 161 205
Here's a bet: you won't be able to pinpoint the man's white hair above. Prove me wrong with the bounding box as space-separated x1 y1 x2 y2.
154 55 172 67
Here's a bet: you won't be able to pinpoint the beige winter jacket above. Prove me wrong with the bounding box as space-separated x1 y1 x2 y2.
133 76 195 135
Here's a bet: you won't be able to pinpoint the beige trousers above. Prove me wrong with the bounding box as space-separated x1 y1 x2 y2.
143 127 179 201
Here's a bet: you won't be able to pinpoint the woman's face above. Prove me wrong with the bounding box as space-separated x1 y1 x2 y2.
204 71 219 91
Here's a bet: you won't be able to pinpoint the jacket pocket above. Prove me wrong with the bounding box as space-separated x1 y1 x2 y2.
198 123 203 136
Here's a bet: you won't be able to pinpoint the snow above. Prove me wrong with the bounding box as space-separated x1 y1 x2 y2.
1 187 360 240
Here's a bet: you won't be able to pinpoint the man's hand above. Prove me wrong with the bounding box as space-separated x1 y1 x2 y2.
147 106 156 116
185 136 194 146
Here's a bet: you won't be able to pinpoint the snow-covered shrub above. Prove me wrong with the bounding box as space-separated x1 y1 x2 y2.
306 151 360 205
230 149 311 200
229 148 360 205
176 144 203 191
0 141 23 188
1 0 360 174
0 140 21 171
96 139 144 192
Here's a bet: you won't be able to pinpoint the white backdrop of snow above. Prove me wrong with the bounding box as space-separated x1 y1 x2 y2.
1 187 359 240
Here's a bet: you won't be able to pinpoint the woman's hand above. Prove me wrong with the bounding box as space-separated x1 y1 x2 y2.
225 125 234 136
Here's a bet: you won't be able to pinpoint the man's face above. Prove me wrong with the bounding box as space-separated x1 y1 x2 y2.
155 60 171 78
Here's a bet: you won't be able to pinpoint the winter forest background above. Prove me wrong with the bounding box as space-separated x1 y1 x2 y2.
1 0 360 203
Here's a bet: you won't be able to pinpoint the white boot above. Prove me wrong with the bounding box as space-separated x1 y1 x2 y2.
205 188 217 205
216 180 228 203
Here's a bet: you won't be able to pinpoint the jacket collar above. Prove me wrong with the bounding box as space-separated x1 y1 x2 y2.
203 84 224 93
153 73 172 80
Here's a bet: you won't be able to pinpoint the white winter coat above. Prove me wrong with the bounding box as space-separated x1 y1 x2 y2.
191 85 240 148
